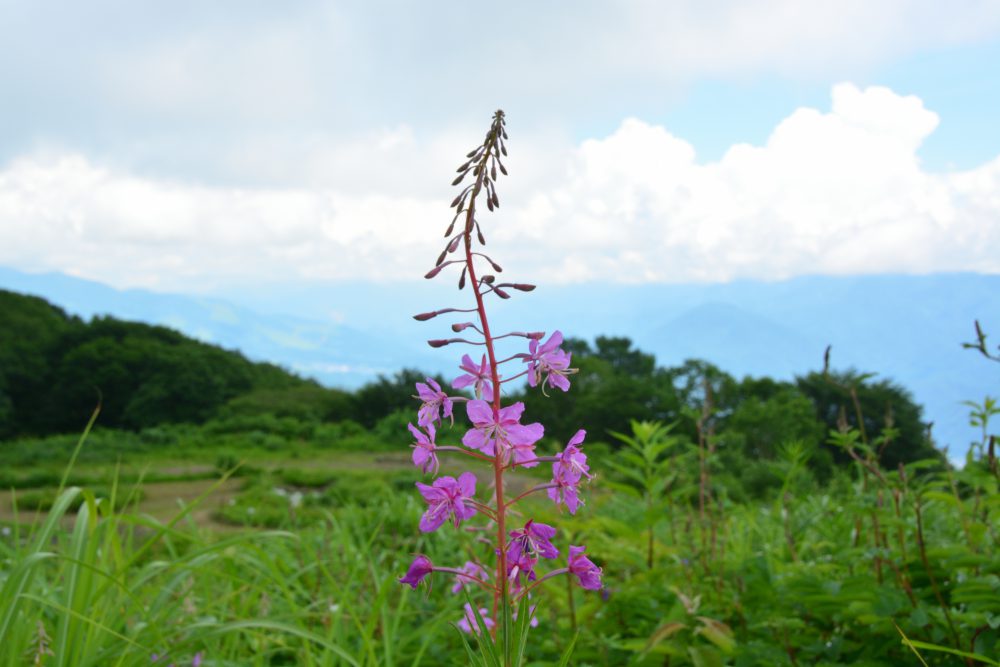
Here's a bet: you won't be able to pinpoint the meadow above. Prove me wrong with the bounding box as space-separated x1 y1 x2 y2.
0 398 996 666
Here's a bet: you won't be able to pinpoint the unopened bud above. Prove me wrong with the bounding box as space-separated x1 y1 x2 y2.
425 265 446 279
452 322 474 332
512 283 536 292
413 311 438 321
495 287 510 299
428 339 451 348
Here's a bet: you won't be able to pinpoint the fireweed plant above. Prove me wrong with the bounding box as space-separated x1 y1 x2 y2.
398 110 602 661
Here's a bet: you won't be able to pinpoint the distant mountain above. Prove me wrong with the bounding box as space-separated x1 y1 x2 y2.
1 266 996 459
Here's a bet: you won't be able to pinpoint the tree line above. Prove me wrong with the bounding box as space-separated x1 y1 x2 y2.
1 289 942 482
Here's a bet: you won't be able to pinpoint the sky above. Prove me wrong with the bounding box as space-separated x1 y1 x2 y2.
1 1 1000 292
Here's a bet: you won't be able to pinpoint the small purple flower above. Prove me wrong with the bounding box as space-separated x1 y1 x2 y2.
408 422 440 475
452 354 494 401
451 560 489 594
556 429 591 480
547 471 582 514
462 400 544 466
526 330 573 392
568 545 602 590
399 554 434 589
548 429 591 514
508 519 559 564
415 472 478 532
457 603 495 634
192 653 203 667
415 378 453 427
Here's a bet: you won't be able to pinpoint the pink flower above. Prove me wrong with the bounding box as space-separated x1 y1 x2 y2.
461 400 544 466
452 354 494 401
457 603 495 634
526 331 573 392
568 545 602 590
415 472 478 532
548 430 591 514
451 560 489 594
399 555 434 589
415 378 453 427
508 519 559 563
408 422 439 476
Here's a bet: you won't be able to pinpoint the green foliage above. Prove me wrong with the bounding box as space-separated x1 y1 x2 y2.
0 290 319 437
797 369 941 469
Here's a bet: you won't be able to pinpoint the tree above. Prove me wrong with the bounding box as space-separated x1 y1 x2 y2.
796 369 941 469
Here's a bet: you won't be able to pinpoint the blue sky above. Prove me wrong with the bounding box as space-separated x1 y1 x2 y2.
1 1 999 291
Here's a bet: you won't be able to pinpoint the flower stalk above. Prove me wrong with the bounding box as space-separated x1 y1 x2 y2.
398 110 601 663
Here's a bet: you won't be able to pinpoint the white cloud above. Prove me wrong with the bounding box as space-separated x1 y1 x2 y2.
0 84 997 290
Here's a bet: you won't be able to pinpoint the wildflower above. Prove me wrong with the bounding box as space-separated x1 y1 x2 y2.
452 354 494 401
526 330 573 392
568 545 602 590
408 422 440 475
415 472 478 532
508 520 559 563
451 560 489 594
399 554 434 589
457 603 495 635
462 400 543 466
192 654 203 667
548 429 591 514
415 377 453 427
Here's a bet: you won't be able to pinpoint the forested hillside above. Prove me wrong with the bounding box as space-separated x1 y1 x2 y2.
0 289 328 437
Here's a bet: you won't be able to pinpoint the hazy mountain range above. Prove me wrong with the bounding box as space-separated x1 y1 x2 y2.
1 266 996 461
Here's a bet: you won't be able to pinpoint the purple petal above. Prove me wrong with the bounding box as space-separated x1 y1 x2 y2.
507 422 544 447
462 428 489 451
452 373 476 390
457 471 477 498
567 429 586 448
549 374 571 392
498 402 525 424
419 504 448 532
415 482 445 504
466 400 494 426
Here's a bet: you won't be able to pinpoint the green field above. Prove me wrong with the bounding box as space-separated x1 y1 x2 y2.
1 412 997 667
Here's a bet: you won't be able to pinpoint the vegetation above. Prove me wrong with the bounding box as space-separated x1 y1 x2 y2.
3 288 994 665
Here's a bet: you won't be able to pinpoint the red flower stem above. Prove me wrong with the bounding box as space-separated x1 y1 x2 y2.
461 123 508 637
466 499 499 520
505 483 558 508
513 568 570 601
434 446 494 462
